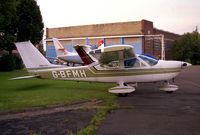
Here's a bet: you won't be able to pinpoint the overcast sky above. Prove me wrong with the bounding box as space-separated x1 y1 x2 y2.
37 0 200 35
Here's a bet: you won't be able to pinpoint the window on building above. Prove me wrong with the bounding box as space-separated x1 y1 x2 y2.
166 40 173 50
146 39 151 49
153 39 160 50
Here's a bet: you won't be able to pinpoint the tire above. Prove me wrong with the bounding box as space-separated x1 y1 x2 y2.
166 91 173 94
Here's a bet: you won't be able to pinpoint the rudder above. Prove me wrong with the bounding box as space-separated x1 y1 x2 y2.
53 38 68 56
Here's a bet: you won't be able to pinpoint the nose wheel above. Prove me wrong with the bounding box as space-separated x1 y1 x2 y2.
158 81 179 93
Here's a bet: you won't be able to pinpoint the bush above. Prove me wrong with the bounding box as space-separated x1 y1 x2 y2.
0 54 24 71
171 30 200 65
13 54 24 70
185 58 191 64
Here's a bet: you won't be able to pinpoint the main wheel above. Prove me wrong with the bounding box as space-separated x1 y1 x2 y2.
166 91 173 94
119 93 129 97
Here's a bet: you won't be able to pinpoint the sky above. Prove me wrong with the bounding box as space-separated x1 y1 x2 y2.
37 0 200 35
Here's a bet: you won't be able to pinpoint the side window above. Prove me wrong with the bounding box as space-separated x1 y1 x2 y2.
124 58 140 68
99 52 120 68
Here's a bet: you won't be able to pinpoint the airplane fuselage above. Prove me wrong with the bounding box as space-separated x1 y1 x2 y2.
58 53 84 64
28 60 183 84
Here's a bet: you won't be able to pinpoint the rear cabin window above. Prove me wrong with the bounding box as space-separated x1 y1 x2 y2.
99 51 120 68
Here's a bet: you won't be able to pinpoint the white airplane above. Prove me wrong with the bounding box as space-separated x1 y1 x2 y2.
12 41 191 95
52 38 104 65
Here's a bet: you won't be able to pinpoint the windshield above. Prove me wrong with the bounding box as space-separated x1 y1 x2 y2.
138 55 158 66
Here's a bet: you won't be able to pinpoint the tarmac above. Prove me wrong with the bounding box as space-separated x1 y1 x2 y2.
97 67 200 135
0 100 100 135
0 67 199 135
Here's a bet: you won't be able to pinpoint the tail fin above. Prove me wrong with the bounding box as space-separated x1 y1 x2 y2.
15 41 53 69
98 40 104 49
53 38 68 56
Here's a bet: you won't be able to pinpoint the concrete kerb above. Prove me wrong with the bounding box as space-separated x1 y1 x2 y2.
0 99 103 121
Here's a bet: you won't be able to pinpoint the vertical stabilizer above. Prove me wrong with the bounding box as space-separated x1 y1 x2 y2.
53 38 68 56
15 41 53 69
98 40 104 52
98 40 104 49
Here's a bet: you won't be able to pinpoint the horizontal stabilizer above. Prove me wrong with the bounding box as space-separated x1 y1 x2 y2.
9 75 40 80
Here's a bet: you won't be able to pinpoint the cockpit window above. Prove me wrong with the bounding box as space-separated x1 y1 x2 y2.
138 55 158 66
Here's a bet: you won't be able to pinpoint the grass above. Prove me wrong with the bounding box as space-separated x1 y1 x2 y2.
0 70 116 111
76 108 108 135
191 65 200 67
74 105 134 135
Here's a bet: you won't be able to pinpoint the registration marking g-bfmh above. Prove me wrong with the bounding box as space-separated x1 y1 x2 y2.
52 69 87 78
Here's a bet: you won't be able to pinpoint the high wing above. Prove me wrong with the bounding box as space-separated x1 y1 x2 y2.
74 44 137 69
89 45 136 56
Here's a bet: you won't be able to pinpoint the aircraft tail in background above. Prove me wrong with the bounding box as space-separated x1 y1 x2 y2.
53 38 69 56
98 40 104 49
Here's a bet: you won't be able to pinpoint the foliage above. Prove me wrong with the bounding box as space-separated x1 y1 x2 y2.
0 0 44 70
75 105 135 135
0 0 18 54
76 108 108 135
16 0 44 45
171 30 200 65
0 54 23 71
37 42 45 55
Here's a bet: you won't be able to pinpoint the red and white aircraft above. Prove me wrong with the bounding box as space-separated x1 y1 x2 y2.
52 38 104 65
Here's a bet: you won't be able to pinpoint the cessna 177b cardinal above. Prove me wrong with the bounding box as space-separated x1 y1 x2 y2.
11 41 191 95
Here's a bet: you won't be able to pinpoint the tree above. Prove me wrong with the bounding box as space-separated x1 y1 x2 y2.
171 30 200 65
0 0 44 71
16 0 44 45
0 0 18 54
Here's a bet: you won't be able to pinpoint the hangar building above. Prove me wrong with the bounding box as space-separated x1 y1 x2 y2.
45 19 180 62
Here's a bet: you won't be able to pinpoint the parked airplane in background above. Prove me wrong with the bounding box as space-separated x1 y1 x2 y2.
12 41 191 96
52 38 84 65
52 38 104 65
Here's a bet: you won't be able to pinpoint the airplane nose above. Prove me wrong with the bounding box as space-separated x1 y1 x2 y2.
181 62 192 68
